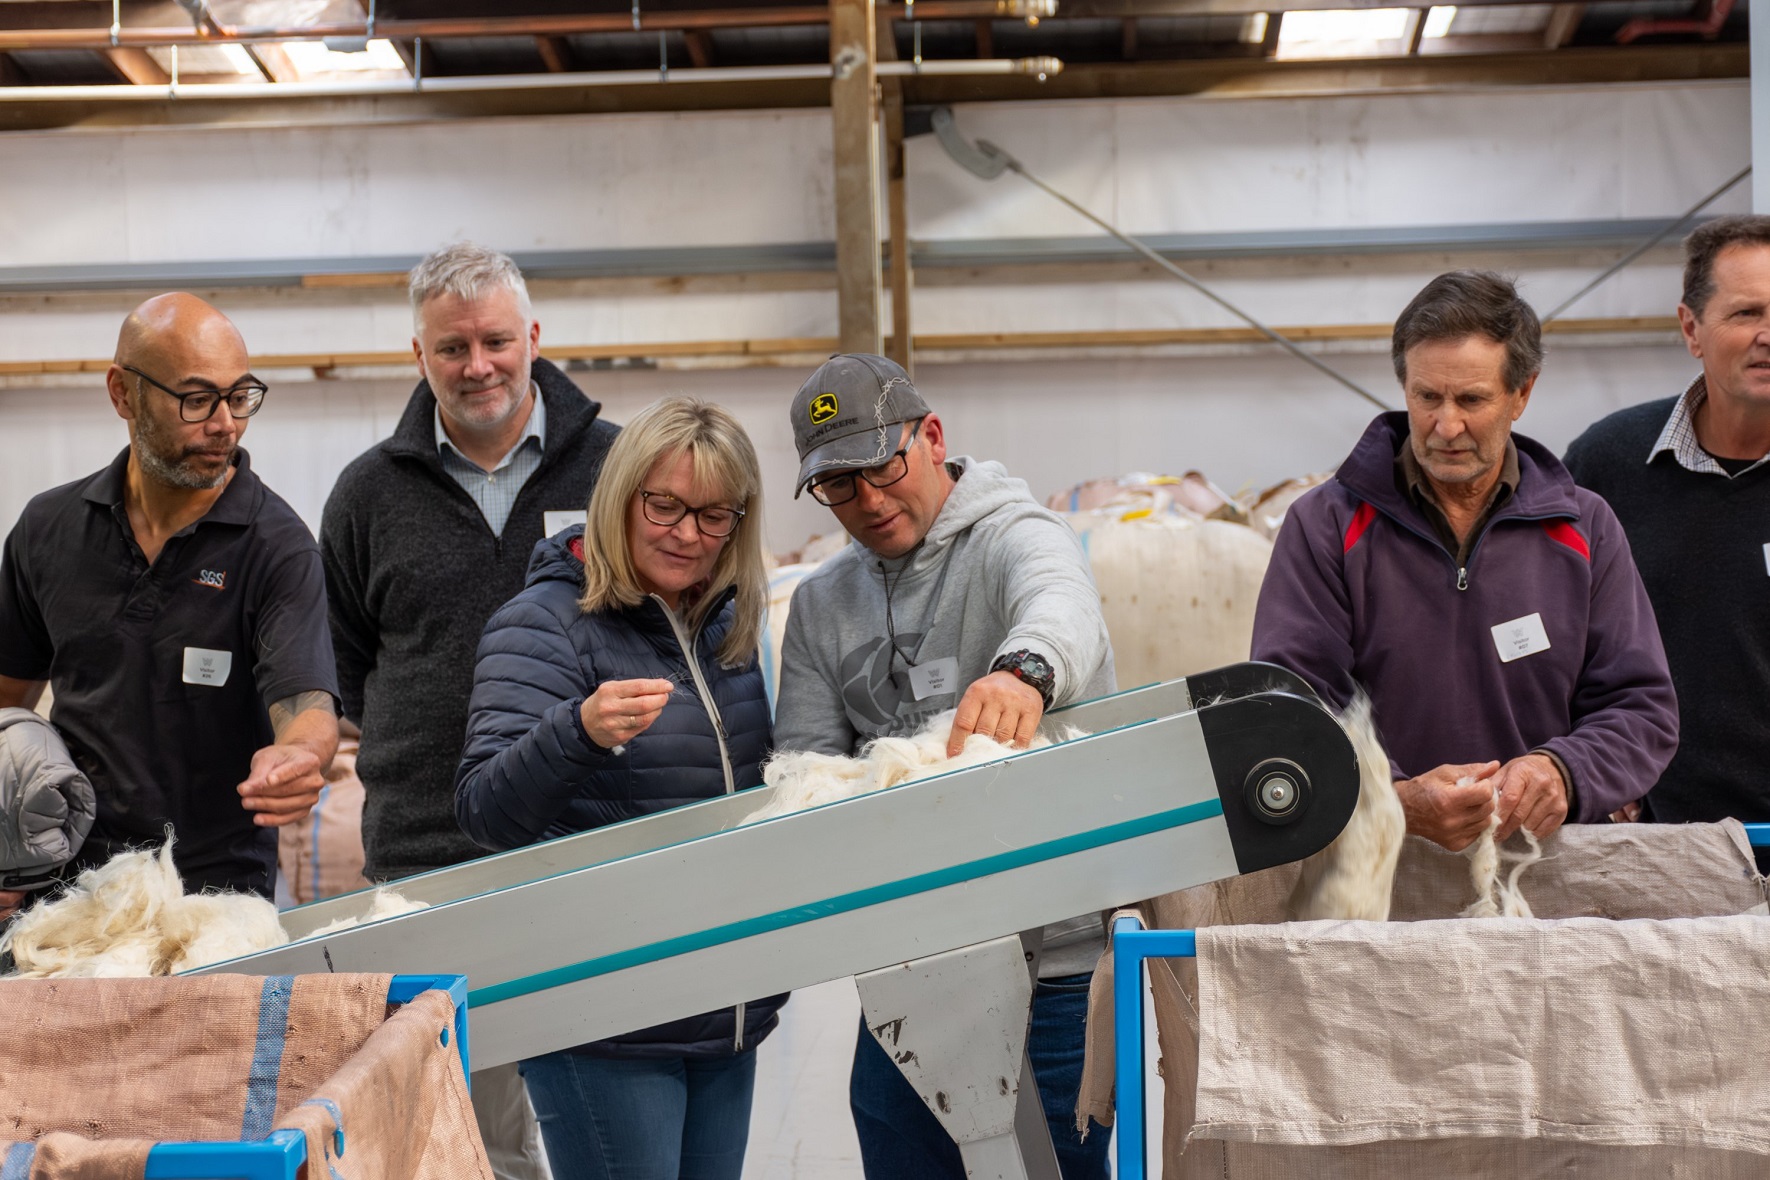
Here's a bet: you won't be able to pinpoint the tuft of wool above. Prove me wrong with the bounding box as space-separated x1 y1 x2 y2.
744 710 1085 824
1287 692 1407 922
1 841 288 977
301 888 428 939
1460 778 1542 919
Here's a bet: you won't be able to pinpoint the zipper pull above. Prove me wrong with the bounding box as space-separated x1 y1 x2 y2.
1456 566 1468 591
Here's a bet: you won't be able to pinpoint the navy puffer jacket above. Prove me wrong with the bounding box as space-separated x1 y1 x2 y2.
456 526 784 1058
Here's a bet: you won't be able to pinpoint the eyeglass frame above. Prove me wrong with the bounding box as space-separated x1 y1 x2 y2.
805 417 926 508
121 364 269 423
637 489 746 538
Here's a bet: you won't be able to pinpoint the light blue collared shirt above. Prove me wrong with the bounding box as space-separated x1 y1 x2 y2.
435 382 546 538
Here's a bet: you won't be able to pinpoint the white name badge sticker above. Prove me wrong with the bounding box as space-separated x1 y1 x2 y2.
1490 613 1551 664
544 510 588 536
907 657 960 701
182 647 233 687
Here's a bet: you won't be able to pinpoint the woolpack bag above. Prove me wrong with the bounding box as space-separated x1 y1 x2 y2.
1079 820 1770 1179
276 739 369 905
0 973 490 1180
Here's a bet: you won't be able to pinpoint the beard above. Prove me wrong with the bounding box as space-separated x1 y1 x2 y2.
133 397 234 490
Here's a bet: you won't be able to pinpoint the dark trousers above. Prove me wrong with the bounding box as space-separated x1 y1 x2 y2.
850 971 1112 1180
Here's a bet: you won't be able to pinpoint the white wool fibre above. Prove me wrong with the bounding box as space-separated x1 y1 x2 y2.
301 888 428 939
1287 693 1407 922
744 710 1086 824
1460 777 1542 919
1 842 289 977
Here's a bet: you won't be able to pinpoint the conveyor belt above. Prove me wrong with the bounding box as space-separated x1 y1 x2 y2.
195 662 1358 1070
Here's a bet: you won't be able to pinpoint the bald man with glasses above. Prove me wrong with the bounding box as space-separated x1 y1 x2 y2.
0 293 338 915
774 354 1116 1180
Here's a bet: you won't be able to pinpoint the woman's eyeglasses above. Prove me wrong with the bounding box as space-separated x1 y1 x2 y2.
638 490 744 538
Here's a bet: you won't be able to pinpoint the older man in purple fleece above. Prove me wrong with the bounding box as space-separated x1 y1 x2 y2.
1251 271 1678 852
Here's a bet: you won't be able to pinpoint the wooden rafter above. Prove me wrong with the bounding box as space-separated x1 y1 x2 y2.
103 46 169 85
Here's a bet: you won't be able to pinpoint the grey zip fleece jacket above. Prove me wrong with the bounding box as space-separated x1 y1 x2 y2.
775 456 1115 976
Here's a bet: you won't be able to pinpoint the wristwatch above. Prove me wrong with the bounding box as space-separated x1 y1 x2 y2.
991 649 1056 710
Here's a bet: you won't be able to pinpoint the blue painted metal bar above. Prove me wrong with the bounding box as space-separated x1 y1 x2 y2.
387 973 472 1084
1744 823 1770 847
143 975 470 1179
1112 918 1198 1180
143 1129 305 1180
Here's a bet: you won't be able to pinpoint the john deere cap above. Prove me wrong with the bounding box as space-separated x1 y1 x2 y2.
790 354 930 498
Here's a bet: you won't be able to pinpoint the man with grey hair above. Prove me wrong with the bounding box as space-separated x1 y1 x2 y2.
1566 215 1770 863
320 243 619 1178
0 293 338 913
1252 270 1677 851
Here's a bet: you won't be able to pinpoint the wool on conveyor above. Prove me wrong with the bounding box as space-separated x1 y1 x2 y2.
1 840 425 977
744 709 1087 824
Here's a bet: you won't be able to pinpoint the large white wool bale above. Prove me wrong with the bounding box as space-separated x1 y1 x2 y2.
1244 472 1333 539
1066 512 1273 689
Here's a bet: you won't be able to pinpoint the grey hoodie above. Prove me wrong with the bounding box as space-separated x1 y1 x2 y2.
775 456 1115 976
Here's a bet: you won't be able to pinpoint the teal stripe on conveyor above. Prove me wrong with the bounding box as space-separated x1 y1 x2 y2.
470 795 1225 1008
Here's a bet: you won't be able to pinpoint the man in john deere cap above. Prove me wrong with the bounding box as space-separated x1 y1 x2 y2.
774 354 1116 1179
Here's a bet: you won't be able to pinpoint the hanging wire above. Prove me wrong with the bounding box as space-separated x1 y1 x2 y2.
1542 166 1751 323
989 149 1394 412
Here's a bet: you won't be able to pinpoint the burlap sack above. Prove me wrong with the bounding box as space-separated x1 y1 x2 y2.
1079 821 1769 1178
277 739 369 905
0 973 490 1180
278 989 490 1180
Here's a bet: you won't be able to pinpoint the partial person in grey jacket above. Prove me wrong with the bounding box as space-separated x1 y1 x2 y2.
0 709 95 906
774 354 1116 1180
320 243 618 1180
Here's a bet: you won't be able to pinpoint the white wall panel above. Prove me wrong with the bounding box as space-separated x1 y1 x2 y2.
0 341 1703 558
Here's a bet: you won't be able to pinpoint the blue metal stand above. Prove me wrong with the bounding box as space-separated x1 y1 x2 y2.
142 974 470 1180
1112 916 1194 1180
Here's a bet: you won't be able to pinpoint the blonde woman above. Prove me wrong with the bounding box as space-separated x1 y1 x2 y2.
456 397 781 1180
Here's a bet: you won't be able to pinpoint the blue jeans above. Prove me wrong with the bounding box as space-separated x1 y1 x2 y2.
851 972 1111 1180
518 1049 757 1180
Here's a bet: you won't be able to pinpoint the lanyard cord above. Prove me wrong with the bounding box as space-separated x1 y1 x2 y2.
879 549 922 688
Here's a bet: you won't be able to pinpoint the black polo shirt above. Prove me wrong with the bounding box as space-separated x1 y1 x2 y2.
0 446 338 896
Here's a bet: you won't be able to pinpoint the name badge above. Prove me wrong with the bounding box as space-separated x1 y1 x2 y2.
182 647 233 687
907 657 959 701
544 510 587 536
1490 613 1550 664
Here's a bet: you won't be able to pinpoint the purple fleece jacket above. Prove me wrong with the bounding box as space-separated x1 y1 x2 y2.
1251 412 1678 823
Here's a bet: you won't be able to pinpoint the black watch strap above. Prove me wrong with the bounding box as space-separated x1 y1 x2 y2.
991 649 1056 710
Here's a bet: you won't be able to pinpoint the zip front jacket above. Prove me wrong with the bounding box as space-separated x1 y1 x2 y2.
1250 412 1677 823
455 526 783 1058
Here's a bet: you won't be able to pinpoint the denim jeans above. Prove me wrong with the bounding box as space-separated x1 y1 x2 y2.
518 1049 757 1180
850 971 1111 1180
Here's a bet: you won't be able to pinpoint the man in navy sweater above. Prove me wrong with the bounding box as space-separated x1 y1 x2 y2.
1565 215 1770 857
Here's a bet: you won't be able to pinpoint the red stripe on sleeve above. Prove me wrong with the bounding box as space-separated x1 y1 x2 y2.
1542 520 1590 562
1343 502 1377 553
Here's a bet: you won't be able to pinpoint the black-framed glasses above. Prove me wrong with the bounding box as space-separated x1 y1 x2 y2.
807 418 924 507
638 490 745 538
123 364 268 423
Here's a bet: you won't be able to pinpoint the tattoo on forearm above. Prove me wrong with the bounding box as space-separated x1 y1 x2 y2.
269 690 337 740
